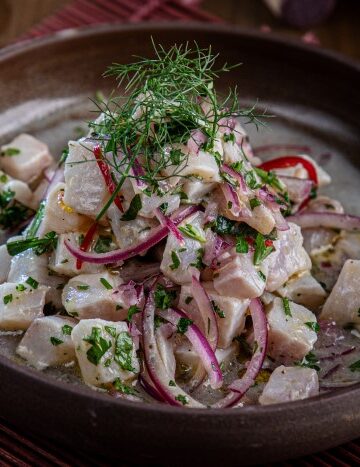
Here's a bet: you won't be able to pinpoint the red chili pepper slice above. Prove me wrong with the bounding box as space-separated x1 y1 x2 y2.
264 239 273 247
93 145 124 212
76 222 98 270
258 156 318 186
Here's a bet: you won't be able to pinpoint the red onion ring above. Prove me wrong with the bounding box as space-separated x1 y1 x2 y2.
154 208 184 245
287 212 360 231
158 308 223 390
212 298 268 408
64 205 200 264
221 164 250 195
220 183 241 217
142 291 204 408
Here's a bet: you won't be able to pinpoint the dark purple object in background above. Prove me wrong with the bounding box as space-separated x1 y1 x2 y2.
264 0 337 28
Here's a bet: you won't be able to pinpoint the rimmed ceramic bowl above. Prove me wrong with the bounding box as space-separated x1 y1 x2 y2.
0 23 359 465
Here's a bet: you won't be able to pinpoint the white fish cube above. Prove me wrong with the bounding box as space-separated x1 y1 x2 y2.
62 272 124 321
320 259 360 326
213 250 267 299
63 140 109 218
266 297 318 362
0 244 11 284
0 282 48 330
266 222 311 292
40 182 90 235
72 318 139 387
160 212 206 285
16 316 76 370
182 180 216 203
180 150 221 182
179 283 249 349
49 233 105 277
259 365 319 405
0 171 34 209
0 134 53 183
276 272 327 311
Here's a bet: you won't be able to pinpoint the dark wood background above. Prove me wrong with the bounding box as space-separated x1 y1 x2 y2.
0 0 359 60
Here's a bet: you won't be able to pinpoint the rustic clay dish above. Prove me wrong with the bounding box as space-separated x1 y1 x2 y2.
0 23 359 465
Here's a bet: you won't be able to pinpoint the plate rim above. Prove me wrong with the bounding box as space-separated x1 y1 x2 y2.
0 20 360 420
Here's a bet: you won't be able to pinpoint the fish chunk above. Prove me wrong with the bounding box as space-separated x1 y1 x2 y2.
0 134 53 183
8 249 66 309
16 316 76 370
320 259 360 326
40 182 90 235
179 283 249 348
63 140 109 218
276 272 327 311
266 222 311 292
62 272 124 320
0 282 48 330
72 318 139 387
0 244 11 283
266 297 318 362
182 180 216 203
213 249 268 299
259 365 319 405
0 171 34 209
160 212 206 284
49 233 105 277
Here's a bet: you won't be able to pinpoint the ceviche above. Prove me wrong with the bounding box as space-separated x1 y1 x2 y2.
1 44 360 408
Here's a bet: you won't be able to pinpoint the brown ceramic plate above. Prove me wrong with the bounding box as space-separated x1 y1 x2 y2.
0 23 360 465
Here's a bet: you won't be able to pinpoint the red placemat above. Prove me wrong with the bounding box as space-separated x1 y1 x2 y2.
4 1 360 465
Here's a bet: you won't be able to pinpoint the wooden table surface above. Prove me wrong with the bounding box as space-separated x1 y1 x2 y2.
0 0 359 61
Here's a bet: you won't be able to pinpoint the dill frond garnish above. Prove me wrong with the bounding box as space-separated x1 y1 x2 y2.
86 41 267 219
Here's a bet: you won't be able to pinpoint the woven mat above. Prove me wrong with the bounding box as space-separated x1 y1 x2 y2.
3 1 360 465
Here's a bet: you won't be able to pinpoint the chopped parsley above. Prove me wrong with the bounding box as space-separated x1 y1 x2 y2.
62 324 73 336
254 168 286 192
114 331 135 372
212 301 225 318
258 270 266 281
50 336 63 346
296 352 320 371
83 327 112 365
94 235 112 253
175 394 188 405
100 277 113 290
305 322 320 333
176 317 193 334
15 284 26 292
121 194 142 221
236 235 248 254
185 296 193 304
127 305 141 321
282 297 292 317
3 294 12 305
1 147 20 156
154 284 176 310
249 198 261 210
169 380 176 387
169 250 180 270
178 224 206 243
0 174 7 183
25 276 39 289
190 248 204 270
77 285 89 291
223 132 235 143
113 378 138 395
349 360 360 372
244 170 261 190
253 233 274 266
0 189 31 231
105 325 117 338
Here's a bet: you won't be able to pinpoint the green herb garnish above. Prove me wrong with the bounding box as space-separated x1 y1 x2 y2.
114 331 134 372
62 325 73 336
176 317 193 334
282 297 292 317
3 294 12 305
7 231 57 256
154 284 176 310
178 224 206 243
169 250 180 270
50 337 63 346
305 322 320 333
253 233 274 266
121 194 142 221
83 327 112 366
25 276 39 289
100 277 113 290
1 147 20 156
127 305 141 321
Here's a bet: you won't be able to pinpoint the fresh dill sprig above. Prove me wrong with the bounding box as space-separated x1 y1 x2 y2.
87 41 267 200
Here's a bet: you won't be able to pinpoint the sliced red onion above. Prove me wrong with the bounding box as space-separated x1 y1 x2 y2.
112 281 144 309
131 157 148 190
220 183 241 217
278 175 314 204
158 308 223 390
142 291 204 408
322 364 341 380
139 374 164 402
187 129 207 154
221 164 250 195
156 323 176 378
65 205 200 264
257 187 289 231
213 298 268 408
319 346 356 361
154 208 184 245
191 276 218 350
203 230 229 268
204 200 218 223
287 212 360 232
